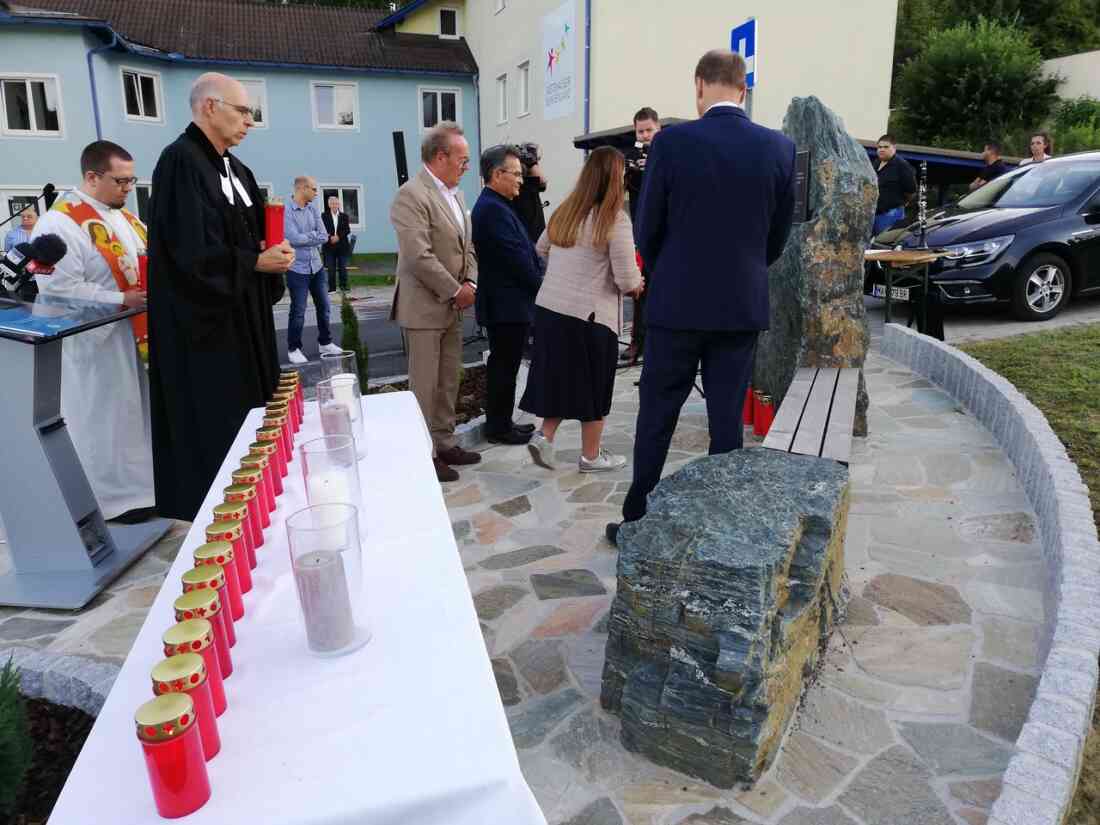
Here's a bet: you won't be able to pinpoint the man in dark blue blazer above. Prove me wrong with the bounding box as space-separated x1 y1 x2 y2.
610 49 797 544
471 145 543 445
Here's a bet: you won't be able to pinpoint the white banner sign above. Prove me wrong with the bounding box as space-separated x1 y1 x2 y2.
542 0 576 120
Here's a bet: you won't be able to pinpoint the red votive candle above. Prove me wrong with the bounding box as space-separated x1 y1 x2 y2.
743 385 755 426
264 200 285 247
174 589 232 679
257 426 288 479
759 394 775 437
135 694 211 818
272 390 300 432
248 440 283 496
181 564 235 648
211 507 256 578
262 411 293 465
151 653 220 761
224 482 263 548
753 390 765 437
163 619 225 717
279 372 303 419
138 254 149 291
194 540 244 623
233 465 271 526
266 400 294 443
241 453 276 515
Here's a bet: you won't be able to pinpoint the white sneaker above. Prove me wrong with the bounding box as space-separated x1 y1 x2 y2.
579 449 627 473
288 349 308 364
527 432 555 469
319 342 345 356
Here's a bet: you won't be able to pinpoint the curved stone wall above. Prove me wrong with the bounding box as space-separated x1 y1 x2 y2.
882 322 1100 825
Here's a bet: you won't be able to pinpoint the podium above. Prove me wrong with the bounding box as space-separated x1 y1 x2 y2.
0 293 170 608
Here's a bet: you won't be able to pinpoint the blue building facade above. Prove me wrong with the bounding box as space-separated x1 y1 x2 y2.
0 7 480 252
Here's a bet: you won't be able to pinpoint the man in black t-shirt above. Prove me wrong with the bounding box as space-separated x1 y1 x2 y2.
969 141 1010 191
623 106 661 364
873 134 916 236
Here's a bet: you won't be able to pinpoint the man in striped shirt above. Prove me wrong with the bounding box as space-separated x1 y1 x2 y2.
4 207 37 252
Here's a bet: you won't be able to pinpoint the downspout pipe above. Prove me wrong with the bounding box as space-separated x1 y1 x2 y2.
86 29 118 141
583 0 592 138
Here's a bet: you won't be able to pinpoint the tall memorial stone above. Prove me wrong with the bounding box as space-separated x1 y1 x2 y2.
753 96 876 435
600 449 850 788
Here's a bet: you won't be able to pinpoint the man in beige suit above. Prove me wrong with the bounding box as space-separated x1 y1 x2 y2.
390 121 481 482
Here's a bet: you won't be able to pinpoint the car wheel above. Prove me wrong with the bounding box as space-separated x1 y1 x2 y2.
1011 253 1071 321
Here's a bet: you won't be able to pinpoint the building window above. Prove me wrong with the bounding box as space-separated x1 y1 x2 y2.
496 74 508 124
439 7 458 38
240 79 268 127
311 81 358 130
420 87 460 131
517 61 530 117
1 76 62 136
4 192 41 219
121 68 162 122
134 183 152 222
321 185 362 228
256 183 274 203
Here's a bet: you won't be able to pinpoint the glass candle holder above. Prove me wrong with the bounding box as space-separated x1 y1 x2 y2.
163 619 226 716
210 509 256 577
174 589 232 679
257 426 288 479
181 563 236 647
320 349 357 380
248 440 284 496
151 653 220 761
135 694 211 818
193 540 244 622
233 465 272 526
224 483 263 549
285 503 370 657
300 435 362 513
316 375 365 459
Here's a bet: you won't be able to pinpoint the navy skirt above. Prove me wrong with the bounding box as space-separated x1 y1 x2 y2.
519 306 619 422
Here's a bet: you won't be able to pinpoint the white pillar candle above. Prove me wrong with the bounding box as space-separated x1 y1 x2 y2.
307 469 353 507
330 374 361 422
292 550 355 653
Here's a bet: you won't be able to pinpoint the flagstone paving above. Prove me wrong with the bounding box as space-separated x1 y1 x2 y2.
0 349 1047 825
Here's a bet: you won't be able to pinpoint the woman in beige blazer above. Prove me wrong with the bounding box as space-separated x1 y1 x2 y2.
520 147 643 473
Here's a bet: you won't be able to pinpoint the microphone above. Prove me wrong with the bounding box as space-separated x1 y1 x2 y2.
0 233 68 297
42 183 57 210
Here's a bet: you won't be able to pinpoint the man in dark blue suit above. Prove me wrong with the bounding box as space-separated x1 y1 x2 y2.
471 145 543 445
609 50 796 544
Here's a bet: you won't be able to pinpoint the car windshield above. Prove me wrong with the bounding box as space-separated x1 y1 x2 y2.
958 160 1100 209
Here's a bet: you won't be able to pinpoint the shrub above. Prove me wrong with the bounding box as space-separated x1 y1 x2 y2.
339 292 369 388
0 658 32 815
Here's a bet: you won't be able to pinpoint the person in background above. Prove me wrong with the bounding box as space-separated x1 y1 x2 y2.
285 176 343 364
4 207 37 252
1020 132 1052 166
621 106 661 364
969 141 1010 190
471 145 542 445
873 134 916 236
510 143 548 244
523 147 643 474
322 195 352 293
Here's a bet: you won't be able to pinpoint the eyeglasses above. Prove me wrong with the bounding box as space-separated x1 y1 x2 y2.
95 172 139 186
213 98 255 118
499 169 524 178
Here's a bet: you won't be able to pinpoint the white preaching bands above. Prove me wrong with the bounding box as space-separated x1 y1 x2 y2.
221 157 253 208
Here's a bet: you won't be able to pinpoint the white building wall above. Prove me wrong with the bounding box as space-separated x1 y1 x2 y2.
1043 50 1100 100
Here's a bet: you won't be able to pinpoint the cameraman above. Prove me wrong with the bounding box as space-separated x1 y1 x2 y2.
510 142 548 244
622 107 660 364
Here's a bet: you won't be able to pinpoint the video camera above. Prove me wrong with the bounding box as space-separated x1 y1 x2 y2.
626 141 649 173
0 234 67 300
516 142 540 171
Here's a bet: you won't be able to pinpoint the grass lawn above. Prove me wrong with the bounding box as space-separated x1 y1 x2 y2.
961 324 1100 823
345 253 397 288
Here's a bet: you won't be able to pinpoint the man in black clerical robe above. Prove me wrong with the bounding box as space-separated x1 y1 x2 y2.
147 73 295 521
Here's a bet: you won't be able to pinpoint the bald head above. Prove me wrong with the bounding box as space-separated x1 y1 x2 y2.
190 72 254 153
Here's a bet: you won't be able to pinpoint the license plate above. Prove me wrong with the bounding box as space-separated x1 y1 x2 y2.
872 284 910 301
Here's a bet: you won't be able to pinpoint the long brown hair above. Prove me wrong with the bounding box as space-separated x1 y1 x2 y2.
547 146 625 249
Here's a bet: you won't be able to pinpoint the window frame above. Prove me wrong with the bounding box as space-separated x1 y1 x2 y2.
120 66 164 124
256 182 275 203
0 73 65 138
439 6 460 39
132 181 153 223
319 184 365 230
496 73 508 125
310 80 360 132
517 61 530 118
238 78 270 129
417 85 462 133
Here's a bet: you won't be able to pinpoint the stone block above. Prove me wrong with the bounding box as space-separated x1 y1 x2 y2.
988 783 1064 825
1039 666 1098 706
601 449 850 787
1003 753 1072 808
1027 692 1092 740
1017 722 1080 770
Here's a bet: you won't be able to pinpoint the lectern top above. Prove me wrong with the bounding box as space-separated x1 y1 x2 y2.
0 293 142 345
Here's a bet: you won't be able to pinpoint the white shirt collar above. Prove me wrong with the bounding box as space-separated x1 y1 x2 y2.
705 101 743 114
424 165 460 197
74 188 116 214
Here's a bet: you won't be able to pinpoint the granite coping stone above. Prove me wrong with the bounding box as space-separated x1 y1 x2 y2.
1 645 120 718
883 323 1100 824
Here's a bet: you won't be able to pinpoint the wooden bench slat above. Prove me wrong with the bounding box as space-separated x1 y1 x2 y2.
761 374 814 451
820 430 853 464
790 368 839 457
825 369 860 435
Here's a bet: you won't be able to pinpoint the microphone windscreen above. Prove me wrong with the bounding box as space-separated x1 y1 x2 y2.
29 233 67 266
42 183 55 197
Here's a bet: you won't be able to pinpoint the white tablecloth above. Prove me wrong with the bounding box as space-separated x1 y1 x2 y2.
50 392 546 825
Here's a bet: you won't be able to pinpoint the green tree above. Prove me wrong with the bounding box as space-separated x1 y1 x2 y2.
339 293 369 388
946 0 1100 58
893 18 1061 149
1050 96 1100 152
893 0 952 81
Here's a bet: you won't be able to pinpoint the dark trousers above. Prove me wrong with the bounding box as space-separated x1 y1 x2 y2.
324 248 349 292
622 326 758 523
287 268 332 352
485 322 528 436
630 263 649 355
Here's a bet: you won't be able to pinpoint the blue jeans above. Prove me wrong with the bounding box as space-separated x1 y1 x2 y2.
287 268 332 352
873 206 905 236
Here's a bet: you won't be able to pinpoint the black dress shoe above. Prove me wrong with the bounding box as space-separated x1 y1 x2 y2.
605 522 620 546
486 427 533 445
512 422 536 435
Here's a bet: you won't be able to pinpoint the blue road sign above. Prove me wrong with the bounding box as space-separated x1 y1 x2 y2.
730 18 757 88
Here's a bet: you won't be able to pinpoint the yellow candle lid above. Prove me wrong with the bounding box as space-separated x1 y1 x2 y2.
162 619 214 657
151 652 207 695
224 483 256 502
194 540 234 566
135 694 195 743
174 588 220 621
182 564 225 595
212 501 248 522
